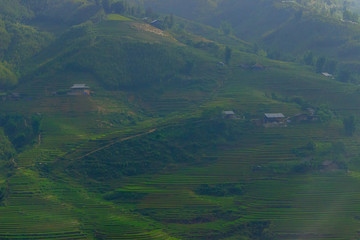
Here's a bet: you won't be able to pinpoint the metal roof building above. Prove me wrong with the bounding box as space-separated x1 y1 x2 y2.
71 84 90 89
264 113 285 118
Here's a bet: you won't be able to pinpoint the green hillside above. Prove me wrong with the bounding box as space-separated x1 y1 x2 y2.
144 0 360 75
1 0 360 239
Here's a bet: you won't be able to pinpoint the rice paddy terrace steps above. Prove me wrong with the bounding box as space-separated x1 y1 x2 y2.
0 172 86 239
141 98 194 115
107 116 360 238
241 175 360 239
2 170 175 239
119 122 344 191
0 232 86 239
94 222 174 240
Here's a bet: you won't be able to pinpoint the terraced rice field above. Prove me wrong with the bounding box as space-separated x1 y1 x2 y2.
113 121 360 239
0 171 86 239
2 35 360 239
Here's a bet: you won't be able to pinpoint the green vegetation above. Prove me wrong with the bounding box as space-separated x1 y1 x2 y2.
0 63 17 87
107 13 132 21
195 183 243 197
144 0 360 79
0 114 41 150
343 115 356 136
1 0 360 239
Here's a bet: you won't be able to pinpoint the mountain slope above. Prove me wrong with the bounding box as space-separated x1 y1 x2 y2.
144 0 360 73
3 1 360 239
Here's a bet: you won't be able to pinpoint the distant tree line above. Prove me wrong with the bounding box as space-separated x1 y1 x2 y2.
303 51 353 82
98 0 143 17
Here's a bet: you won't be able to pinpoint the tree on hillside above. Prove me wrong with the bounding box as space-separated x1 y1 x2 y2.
337 70 351 82
315 56 326 73
330 7 336 16
303 51 314 66
0 64 17 88
225 46 232 65
145 7 157 18
324 59 337 74
343 115 356 136
169 14 174 28
220 21 232 36
103 0 111 13
343 9 359 22
162 14 175 29
181 60 194 75
331 141 346 156
112 1 126 14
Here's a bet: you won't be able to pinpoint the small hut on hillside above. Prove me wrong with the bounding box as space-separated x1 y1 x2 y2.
223 110 236 119
264 113 285 124
68 84 90 96
150 19 162 29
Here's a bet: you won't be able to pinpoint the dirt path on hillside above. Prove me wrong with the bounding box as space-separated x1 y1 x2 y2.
76 128 157 160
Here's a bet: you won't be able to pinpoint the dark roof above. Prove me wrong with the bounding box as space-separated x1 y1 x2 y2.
264 113 285 118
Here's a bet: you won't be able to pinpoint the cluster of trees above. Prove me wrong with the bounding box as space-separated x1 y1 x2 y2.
303 52 334 73
219 21 232 36
292 141 316 157
0 129 15 164
0 114 41 150
295 0 360 20
162 14 175 29
303 51 352 82
290 139 348 174
0 129 15 205
0 18 52 89
343 9 359 22
143 6 175 30
0 63 17 88
195 183 243 197
99 0 143 17
225 46 232 65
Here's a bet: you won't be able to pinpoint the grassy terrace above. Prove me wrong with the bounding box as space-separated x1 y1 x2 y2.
1 13 360 239
3 64 360 239
115 122 360 239
3 60 360 239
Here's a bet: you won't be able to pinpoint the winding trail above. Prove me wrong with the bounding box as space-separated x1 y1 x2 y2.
76 128 157 160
